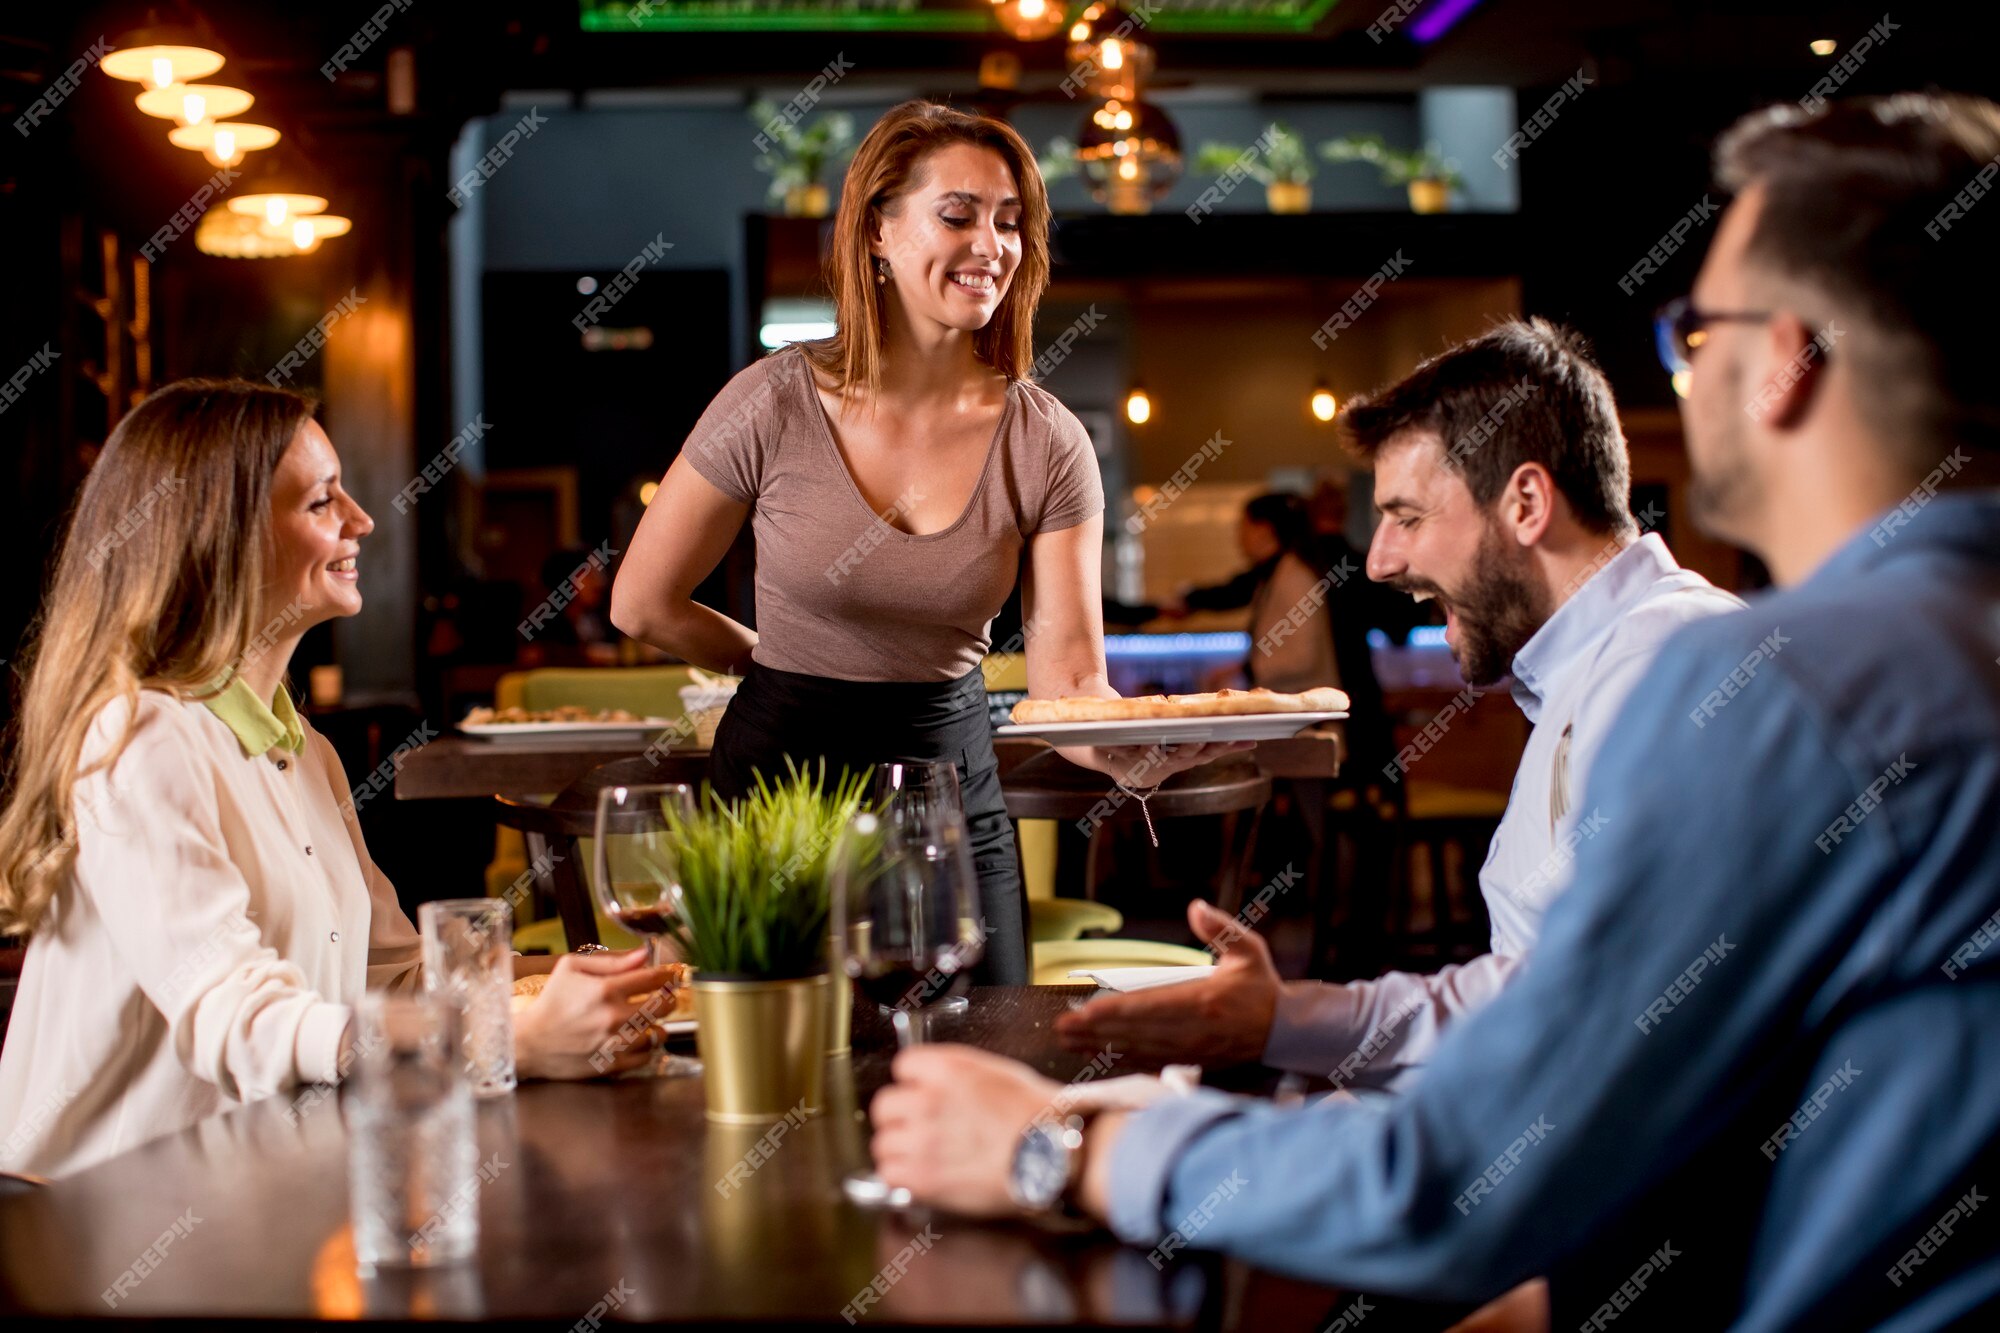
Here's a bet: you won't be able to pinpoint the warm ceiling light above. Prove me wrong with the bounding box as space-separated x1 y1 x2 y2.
1065 4 1153 102
135 83 254 127
1125 386 1151 425
1073 96 1183 214
1810 37 1837 56
228 193 329 226
992 0 1067 41
639 481 660 505
168 120 280 168
1310 384 1338 422
193 207 297 258
100 43 225 88
266 213 351 243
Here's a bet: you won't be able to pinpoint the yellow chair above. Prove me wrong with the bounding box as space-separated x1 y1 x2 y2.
484 666 703 953
1031 938 1216 987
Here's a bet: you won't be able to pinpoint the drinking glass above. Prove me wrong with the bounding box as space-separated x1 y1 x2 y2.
830 806 984 1208
591 782 701 1078
345 991 480 1273
869 759 974 1017
418 899 516 1098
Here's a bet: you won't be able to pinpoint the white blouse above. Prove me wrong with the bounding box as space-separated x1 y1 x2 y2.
0 689 422 1178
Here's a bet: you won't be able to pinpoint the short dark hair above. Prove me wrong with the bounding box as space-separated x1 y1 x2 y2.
1715 93 2000 471
1242 491 1315 559
1340 318 1634 536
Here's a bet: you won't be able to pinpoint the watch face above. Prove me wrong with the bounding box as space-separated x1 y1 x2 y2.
1009 1122 1070 1211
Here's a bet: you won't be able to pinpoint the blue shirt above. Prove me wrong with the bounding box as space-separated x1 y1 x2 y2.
1108 490 2000 1330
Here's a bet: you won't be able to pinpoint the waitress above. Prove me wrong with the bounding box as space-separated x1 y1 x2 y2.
611 101 1238 984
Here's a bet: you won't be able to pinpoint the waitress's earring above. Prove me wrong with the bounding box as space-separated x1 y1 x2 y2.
874 256 890 286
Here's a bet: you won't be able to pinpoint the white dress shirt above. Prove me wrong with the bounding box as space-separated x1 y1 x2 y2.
0 686 422 1178
1263 533 1743 1081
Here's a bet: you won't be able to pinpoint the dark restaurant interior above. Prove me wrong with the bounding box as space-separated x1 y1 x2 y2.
1 0 1997 1328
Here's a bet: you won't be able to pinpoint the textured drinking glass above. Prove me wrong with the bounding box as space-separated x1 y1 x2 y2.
419 899 517 1097
345 991 480 1273
869 760 974 1017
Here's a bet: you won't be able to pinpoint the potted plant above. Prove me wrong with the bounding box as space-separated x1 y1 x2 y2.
1319 134 1463 214
1193 124 1316 213
660 761 870 1122
749 101 856 218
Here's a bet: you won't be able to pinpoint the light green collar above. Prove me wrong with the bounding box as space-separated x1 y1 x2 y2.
201 676 305 759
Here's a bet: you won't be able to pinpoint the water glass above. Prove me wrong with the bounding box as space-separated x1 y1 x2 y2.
419 899 517 1097
345 991 480 1273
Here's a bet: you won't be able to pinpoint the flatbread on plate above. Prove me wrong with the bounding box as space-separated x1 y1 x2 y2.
1009 686 1348 726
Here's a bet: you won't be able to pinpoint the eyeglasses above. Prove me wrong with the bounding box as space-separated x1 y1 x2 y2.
1653 296 1775 377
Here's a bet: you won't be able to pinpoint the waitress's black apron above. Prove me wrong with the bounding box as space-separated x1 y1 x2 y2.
707 661 1027 986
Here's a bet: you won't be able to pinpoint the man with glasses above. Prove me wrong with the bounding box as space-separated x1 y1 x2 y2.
871 93 2000 1331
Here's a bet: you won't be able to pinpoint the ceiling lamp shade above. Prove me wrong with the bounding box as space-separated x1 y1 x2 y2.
269 214 353 253
992 0 1067 41
168 120 279 168
228 192 328 227
1074 97 1181 214
135 82 253 127
1065 3 1154 102
195 207 350 258
100 35 224 89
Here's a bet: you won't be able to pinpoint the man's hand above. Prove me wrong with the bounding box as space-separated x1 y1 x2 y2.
512 949 679 1080
871 1045 1068 1218
1054 899 1280 1068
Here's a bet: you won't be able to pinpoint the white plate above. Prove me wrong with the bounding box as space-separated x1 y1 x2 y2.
459 719 679 747
994 711 1346 748
661 1018 697 1036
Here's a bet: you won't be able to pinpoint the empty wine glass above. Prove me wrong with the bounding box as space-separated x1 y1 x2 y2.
591 782 700 1078
830 805 984 1208
870 760 974 1017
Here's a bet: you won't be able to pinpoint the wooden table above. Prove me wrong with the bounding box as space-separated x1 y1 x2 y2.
393 732 1343 802
0 988 1410 1329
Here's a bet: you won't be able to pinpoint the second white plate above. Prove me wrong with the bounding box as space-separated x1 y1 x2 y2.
459 719 678 747
994 711 1346 748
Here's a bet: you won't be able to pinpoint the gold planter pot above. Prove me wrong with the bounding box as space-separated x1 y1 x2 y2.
783 183 831 218
825 967 852 1056
694 974 829 1124
1408 178 1452 214
1266 180 1311 214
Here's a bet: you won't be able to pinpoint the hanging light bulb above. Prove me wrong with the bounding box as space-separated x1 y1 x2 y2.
1125 386 1152 425
992 0 1068 41
1073 96 1182 214
168 120 280 169
1065 4 1154 102
135 83 254 127
1310 382 1338 423
228 193 329 227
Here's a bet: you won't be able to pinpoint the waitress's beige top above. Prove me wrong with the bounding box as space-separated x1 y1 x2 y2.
0 683 422 1179
685 345 1105 682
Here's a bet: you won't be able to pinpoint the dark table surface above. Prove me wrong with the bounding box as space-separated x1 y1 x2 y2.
0 987 1394 1330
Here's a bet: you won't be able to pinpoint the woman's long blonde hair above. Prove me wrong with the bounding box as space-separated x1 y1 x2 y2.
0 379 315 936
802 100 1052 402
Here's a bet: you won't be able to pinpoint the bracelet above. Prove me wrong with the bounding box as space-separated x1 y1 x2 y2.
573 942 609 955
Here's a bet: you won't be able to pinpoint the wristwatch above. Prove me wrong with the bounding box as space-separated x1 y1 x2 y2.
1008 1112 1089 1214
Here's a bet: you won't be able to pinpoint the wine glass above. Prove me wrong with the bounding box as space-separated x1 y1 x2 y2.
870 760 974 1017
591 782 701 1078
830 805 984 1208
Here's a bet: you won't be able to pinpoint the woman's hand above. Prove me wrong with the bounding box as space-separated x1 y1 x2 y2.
511 949 682 1080
1086 740 1254 790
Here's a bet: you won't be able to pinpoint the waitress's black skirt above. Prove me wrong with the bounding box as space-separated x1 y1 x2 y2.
707 660 1027 986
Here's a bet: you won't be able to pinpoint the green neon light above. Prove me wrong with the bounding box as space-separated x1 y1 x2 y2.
581 0 1342 37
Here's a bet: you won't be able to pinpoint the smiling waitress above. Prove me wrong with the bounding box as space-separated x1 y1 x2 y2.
610 102 1238 985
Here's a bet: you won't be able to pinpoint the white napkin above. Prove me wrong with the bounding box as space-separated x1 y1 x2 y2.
1065 965 1212 992
1053 1065 1203 1113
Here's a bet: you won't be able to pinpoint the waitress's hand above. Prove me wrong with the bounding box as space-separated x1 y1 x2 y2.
512 949 680 1081
1088 740 1254 789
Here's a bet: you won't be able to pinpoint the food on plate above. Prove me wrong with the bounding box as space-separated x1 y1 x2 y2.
1009 686 1349 726
510 961 696 1020
463 704 645 726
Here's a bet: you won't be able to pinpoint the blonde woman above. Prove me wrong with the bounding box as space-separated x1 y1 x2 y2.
612 101 1244 985
0 380 673 1179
